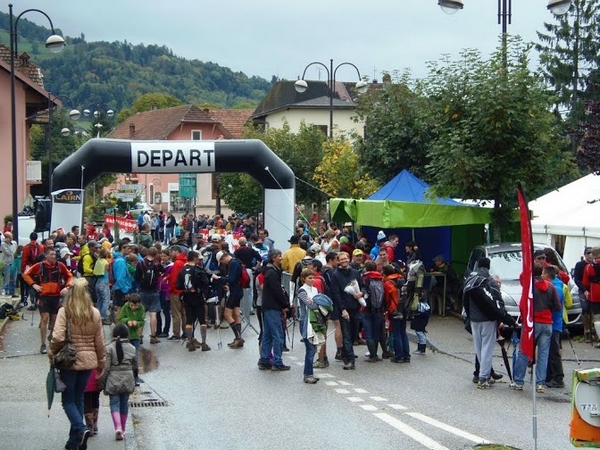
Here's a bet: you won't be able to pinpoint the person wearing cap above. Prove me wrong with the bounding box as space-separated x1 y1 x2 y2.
350 248 365 271
573 246 595 342
369 231 387 260
23 247 74 354
82 241 101 304
112 242 134 321
341 222 357 243
211 251 245 348
57 246 73 270
339 236 354 256
582 246 600 348
282 235 306 274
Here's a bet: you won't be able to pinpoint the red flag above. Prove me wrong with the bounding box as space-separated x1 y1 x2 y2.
517 184 535 360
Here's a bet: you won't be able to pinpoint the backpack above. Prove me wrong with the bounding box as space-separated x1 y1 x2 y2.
176 265 196 292
364 277 384 311
236 259 251 289
77 253 97 276
40 262 61 284
25 243 41 267
590 262 600 284
202 248 220 274
107 260 115 286
138 260 158 290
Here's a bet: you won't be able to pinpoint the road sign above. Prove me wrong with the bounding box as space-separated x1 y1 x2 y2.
119 184 145 193
113 193 135 201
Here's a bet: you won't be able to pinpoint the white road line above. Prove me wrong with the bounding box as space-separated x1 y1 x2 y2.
318 373 335 378
373 413 450 450
406 412 491 444
347 397 364 402
295 362 303 366
337 380 352 385
360 404 379 411
335 389 350 394
370 396 388 402
388 404 408 410
287 356 298 360
325 381 338 386
354 388 369 394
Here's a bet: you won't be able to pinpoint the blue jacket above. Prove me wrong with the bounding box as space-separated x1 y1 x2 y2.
550 277 565 332
112 252 133 294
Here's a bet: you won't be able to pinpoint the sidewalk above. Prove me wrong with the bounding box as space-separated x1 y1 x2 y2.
0 295 136 450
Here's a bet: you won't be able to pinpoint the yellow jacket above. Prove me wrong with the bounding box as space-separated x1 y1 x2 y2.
282 245 306 273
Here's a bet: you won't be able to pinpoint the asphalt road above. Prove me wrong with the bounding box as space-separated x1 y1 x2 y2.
1 301 599 450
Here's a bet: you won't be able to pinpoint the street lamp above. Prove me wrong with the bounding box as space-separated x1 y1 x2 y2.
83 107 115 138
46 93 80 194
438 0 572 19
294 59 368 139
9 3 65 241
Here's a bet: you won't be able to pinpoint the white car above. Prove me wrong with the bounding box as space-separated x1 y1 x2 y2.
128 203 154 216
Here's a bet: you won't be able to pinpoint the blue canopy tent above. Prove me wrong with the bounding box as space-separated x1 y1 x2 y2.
330 170 492 273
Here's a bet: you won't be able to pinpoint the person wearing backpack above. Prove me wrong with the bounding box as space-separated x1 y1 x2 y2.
176 250 211 352
582 246 600 348
93 248 112 325
360 260 385 362
168 245 189 340
135 247 164 344
21 232 44 307
383 264 410 363
79 241 100 304
211 251 245 348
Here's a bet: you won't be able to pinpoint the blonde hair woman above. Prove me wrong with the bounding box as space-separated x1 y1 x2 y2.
49 278 106 450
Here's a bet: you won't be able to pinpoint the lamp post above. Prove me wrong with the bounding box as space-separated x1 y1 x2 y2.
46 93 80 194
9 3 65 240
83 107 115 138
294 59 368 139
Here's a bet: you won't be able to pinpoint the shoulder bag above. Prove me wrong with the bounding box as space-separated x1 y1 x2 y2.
53 312 77 370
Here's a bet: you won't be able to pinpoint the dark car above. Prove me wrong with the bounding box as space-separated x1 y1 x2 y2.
464 243 581 328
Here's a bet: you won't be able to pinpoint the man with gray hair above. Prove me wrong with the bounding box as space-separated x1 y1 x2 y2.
1 232 17 296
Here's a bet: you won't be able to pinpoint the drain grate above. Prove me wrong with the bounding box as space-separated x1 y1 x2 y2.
129 400 167 408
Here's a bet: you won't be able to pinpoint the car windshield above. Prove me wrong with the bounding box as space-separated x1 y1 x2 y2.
488 251 522 281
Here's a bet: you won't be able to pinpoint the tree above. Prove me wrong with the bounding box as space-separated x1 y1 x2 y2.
578 74 600 174
314 139 380 198
423 40 576 242
536 0 600 141
218 173 262 215
116 92 183 124
354 70 432 184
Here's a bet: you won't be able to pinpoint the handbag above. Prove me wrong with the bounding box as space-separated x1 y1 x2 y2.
53 312 77 370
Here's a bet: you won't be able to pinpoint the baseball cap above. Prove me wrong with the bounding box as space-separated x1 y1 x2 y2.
585 246 592 254
216 251 225 263
352 249 363 257
308 243 321 255
59 247 73 258
533 249 546 258
211 234 221 242
87 240 99 248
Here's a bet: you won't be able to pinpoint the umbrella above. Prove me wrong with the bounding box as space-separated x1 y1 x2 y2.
46 366 66 417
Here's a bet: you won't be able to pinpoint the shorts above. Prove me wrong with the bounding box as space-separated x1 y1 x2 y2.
225 292 242 310
113 290 128 308
580 296 590 314
591 302 600 316
39 296 60 315
140 291 161 313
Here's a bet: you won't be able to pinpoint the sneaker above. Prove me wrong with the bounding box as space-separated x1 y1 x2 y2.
257 362 272 370
150 336 160 344
343 362 356 370
115 430 124 441
335 350 343 361
283 345 290 352
547 380 565 388
412 349 426 355
157 333 169 338
536 384 545 393
356 338 367 345
135 377 141 386
303 376 319 384
510 383 524 390
102 319 112 326
40 344 47 354
477 379 490 389
219 321 229 329
200 343 211 352
381 350 394 359
271 364 291 371
167 335 181 341
491 373 504 381
78 429 91 450
472 375 479 384
313 359 329 369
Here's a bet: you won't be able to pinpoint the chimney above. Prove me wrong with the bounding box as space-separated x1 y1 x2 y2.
129 123 135 138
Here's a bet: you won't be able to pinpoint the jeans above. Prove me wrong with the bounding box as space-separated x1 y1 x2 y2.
471 321 496 381
60 369 91 447
303 338 316 376
360 310 382 342
513 322 552 386
95 279 110 320
259 309 284 366
391 317 410 360
415 330 427 345
546 330 564 383
109 393 130 415
157 292 171 335
164 227 174 244
340 309 359 362
2 263 15 295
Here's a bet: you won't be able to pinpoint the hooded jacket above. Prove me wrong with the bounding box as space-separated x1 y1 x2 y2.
169 251 188 295
383 273 403 315
532 277 562 324
361 270 384 311
582 259 600 303
112 252 133 294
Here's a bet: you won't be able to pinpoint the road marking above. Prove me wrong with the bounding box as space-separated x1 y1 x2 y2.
360 404 378 411
335 389 350 394
406 412 491 444
388 404 408 410
287 356 298 360
317 373 335 378
354 388 369 394
373 413 450 450
338 380 352 385
325 381 338 386
347 397 364 402
295 362 303 366
370 396 388 402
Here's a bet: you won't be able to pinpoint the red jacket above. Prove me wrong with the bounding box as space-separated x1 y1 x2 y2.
21 241 44 273
582 259 600 303
383 273 403 316
169 252 188 295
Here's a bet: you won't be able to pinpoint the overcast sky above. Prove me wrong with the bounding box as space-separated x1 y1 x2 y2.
6 1 559 82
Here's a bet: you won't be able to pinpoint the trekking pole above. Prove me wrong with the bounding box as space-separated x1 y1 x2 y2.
564 328 580 365
215 304 222 350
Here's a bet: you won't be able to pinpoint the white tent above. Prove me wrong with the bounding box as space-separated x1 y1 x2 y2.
530 174 600 271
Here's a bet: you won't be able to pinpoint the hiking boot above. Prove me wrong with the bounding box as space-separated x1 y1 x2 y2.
381 350 394 359
229 338 244 349
477 379 490 389
40 344 47 354
510 383 523 390
186 340 197 352
303 376 319 384
365 357 379 363
547 380 565 388
536 384 545 393
343 361 356 370
200 343 211 352
335 349 343 361
491 372 503 381
257 362 272 370
313 359 329 368
271 364 291 371
191 338 202 349
356 338 367 345
472 375 479 384
150 336 160 344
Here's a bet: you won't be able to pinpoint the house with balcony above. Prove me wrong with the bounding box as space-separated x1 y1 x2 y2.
0 44 60 222
106 105 253 215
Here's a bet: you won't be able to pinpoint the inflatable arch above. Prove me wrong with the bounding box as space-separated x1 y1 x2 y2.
51 139 295 250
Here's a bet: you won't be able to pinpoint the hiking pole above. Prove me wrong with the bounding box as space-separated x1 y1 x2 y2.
215 304 222 350
564 328 580 365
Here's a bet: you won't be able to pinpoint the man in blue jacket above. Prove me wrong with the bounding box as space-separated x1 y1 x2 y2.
112 242 134 322
330 252 365 370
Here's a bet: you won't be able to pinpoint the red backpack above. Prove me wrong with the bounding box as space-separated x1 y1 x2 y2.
237 259 251 289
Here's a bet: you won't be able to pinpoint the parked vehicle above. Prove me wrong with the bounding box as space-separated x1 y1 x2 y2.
128 202 154 216
464 243 581 328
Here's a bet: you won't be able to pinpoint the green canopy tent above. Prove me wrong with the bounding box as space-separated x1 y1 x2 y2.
329 170 494 274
